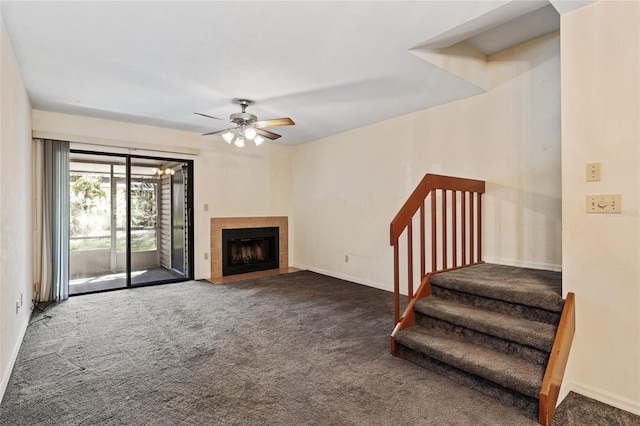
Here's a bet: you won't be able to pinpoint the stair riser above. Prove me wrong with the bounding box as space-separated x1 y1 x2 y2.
396 344 539 419
415 313 551 365
431 285 561 325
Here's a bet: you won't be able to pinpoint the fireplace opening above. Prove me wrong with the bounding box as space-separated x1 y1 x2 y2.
222 227 279 276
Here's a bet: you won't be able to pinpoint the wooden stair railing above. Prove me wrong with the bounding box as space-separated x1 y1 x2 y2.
389 173 485 352
539 292 576 426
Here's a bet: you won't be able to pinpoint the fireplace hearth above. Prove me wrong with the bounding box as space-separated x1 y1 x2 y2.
221 227 279 276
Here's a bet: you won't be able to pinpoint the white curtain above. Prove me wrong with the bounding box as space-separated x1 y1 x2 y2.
34 139 70 302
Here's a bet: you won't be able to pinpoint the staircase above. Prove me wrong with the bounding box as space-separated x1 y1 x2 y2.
393 263 564 419
388 174 575 425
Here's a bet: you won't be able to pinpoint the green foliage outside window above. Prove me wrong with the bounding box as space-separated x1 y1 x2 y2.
70 174 109 237
70 173 158 252
130 182 157 228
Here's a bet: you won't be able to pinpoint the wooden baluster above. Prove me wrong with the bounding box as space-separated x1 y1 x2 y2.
462 191 467 265
407 222 414 298
420 202 425 279
431 189 437 271
470 192 475 263
442 190 447 270
452 190 457 268
477 193 482 263
393 240 400 324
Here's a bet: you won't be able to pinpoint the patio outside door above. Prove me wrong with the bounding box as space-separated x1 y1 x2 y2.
69 151 194 295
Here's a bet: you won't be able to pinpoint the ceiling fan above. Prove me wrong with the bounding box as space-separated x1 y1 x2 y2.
194 99 295 147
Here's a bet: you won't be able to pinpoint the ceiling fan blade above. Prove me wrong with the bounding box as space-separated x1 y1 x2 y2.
194 112 226 121
202 128 234 136
256 128 282 140
255 117 295 128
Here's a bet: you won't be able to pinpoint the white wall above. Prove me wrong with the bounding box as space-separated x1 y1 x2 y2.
32 110 292 280
0 21 33 400
560 0 640 414
291 32 562 290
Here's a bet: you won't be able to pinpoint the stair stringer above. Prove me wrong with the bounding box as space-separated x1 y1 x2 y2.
539 292 575 426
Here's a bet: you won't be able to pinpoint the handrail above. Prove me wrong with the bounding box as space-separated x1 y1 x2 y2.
389 174 485 326
539 292 576 426
390 174 485 243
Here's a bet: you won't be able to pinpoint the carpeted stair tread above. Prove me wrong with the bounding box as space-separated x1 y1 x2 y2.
414 296 557 352
430 264 563 312
394 326 545 399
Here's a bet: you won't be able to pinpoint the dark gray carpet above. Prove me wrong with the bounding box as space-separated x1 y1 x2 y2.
430 264 564 313
553 392 640 425
414 296 557 353
0 271 633 425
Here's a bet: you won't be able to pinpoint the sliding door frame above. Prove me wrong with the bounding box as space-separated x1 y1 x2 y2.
70 149 195 294
126 155 132 288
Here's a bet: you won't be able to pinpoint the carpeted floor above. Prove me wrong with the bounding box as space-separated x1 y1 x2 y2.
553 392 640 426
1 271 637 425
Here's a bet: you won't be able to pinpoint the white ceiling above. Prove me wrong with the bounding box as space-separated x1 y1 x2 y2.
1 1 569 146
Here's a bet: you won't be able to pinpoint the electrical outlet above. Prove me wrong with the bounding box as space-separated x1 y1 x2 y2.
586 163 601 182
586 194 622 213
204 252 209 260
204 203 209 212
344 254 349 263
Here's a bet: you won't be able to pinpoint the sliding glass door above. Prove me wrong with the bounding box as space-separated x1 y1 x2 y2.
68 153 128 293
69 151 193 295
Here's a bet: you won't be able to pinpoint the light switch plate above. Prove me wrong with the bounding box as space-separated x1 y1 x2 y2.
586 163 601 182
586 194 621 213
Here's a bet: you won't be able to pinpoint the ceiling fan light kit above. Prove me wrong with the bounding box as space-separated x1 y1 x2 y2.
222 131 234 144
195 99 294 148
243 126 257 140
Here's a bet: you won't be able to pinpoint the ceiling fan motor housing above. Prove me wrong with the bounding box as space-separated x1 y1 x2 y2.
230 112 257 125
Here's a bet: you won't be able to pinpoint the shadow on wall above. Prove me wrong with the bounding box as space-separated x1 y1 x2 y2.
489 31 560 91
484 181 561 270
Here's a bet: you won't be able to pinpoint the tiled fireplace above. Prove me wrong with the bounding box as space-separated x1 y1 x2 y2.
210 216 288 279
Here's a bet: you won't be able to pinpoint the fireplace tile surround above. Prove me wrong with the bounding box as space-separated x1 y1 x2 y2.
210 216 288 280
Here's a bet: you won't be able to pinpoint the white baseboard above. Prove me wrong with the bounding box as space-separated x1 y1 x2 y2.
291 263 393 294
563 381 640 416
557 382 572 407
482 257 562 272
0 316 29 404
